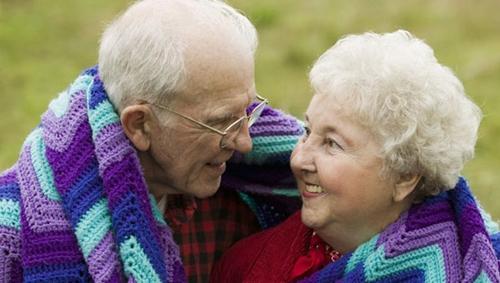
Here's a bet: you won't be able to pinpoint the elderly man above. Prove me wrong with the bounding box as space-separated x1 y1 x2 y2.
0 0 302 282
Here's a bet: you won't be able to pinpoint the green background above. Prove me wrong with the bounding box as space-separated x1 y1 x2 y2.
1 0 499 219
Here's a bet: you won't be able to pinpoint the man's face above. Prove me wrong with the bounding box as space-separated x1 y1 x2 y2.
143 41 255 199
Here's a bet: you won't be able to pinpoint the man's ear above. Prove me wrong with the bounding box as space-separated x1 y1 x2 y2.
392 174 422 202
120 104 154 152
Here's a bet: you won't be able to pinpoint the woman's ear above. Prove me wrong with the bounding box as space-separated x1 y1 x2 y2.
120 104 154 152
393 174 422 202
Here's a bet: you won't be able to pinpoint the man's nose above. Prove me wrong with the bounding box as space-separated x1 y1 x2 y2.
231 122 253 153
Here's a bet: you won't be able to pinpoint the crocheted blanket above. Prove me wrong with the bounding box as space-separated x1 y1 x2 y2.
0 66 303 282
300 178 500 283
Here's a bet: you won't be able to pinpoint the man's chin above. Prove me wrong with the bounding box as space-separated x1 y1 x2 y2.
190 178 222 199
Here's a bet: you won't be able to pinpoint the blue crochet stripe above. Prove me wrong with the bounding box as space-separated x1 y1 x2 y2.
0 182 20 202
338 260 367 282
61 161 105 226
82 66 98 77
451 177 475 217
491 233 500 259
112 191 167 282
314 253 351 282
24 261 92 282
88 73 110 110
371 268 425 283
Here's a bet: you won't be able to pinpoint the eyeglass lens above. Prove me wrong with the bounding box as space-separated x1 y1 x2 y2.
219 101 266 148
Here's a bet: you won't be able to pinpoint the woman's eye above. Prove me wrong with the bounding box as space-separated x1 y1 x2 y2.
302 126 311 141
326 138 343 151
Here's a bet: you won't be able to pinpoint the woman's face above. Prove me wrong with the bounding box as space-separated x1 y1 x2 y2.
291 94 400 241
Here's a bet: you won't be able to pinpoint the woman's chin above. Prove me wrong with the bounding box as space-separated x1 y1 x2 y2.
300 206 326 230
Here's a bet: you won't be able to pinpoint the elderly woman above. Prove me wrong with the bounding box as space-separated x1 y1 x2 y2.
211 30 500 282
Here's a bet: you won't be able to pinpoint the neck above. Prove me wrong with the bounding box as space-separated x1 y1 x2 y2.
316 202 411 254
315 225 373 254
138 151 178 202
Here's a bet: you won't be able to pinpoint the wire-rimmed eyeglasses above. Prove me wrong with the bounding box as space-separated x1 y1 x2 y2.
150 94 268 149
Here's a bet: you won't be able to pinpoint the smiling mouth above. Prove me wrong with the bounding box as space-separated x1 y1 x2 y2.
305 184 325 194
206 161 227 175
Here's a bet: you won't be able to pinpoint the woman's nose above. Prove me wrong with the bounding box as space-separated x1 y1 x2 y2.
290 141 316 173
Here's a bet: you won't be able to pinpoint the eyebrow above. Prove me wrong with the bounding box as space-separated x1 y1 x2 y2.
304 114 352 145
206 113 237 125
206 90 257 125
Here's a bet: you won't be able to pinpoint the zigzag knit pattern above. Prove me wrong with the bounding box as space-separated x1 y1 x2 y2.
0 66 185 282
0 66 304 282
299 178 500 283
223 106 304 229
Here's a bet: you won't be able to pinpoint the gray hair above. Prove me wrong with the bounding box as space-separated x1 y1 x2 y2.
309 30 482 195
98 0 258 110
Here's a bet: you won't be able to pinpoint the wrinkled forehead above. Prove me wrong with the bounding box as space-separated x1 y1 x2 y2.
182 29 255 89
307 93 371 131
307 92 351 118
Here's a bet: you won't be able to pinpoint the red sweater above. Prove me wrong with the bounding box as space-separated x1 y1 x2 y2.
210 211 314 283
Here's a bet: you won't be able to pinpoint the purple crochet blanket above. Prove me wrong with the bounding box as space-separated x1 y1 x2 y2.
300 178 500 282
2 66 186 282
0 65 304 282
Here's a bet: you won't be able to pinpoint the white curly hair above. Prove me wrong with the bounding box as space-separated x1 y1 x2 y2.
309 30 482 195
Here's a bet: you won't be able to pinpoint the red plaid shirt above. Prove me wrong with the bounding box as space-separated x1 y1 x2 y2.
165 188 261 283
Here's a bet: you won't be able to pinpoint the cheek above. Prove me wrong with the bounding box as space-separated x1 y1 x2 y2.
315 158 343 188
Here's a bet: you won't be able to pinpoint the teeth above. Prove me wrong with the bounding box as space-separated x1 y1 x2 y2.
305 184 324 193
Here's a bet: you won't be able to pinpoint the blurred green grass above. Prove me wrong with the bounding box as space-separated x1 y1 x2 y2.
1 0 499 219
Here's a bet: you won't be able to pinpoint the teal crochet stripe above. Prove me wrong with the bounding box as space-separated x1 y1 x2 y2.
0 199 20 230
474 271 490 283
30 132 60 201
149 195 167 226
120 236 162 283
88 100 120 139
270 188 299 197
345 235 379 273
75 198 112 258
244 135 300 165
363 244 446 282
